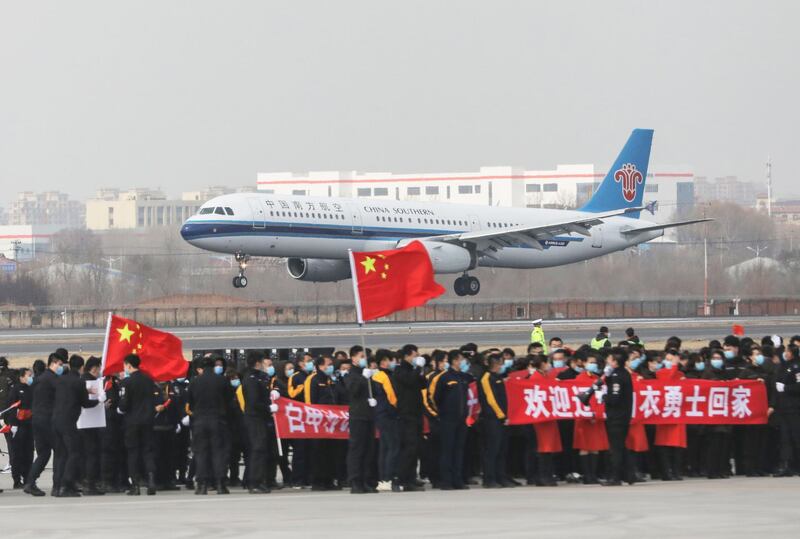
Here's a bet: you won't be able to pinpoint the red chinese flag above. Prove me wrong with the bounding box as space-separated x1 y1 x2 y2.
349 241 446 322
103 315 188 382
732 324 745 337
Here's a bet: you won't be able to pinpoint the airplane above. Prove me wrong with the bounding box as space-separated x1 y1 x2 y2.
180 129 710 296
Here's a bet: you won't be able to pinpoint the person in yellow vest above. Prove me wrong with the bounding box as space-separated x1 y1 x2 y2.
590 326 612 350
530 319 548 355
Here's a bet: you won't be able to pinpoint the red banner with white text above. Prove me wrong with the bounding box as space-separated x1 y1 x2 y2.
273 398 350 439
505 378 768 426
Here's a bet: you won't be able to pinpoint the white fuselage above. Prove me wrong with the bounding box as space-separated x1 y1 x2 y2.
180 193 662 271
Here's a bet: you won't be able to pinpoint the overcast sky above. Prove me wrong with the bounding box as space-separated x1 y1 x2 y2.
1 1 797 206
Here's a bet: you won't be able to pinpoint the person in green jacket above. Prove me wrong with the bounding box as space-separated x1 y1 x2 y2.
530 319 548 355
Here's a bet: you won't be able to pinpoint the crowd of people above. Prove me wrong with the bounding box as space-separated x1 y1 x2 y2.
1 324 799 498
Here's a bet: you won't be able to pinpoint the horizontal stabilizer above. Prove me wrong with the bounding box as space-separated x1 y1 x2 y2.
621 218 713 236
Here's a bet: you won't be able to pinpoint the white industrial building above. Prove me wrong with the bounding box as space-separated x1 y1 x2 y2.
257 164 695 223
0 224 65 261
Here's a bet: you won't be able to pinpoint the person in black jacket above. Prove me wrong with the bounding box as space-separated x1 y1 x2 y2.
118 354 161 496
433 349 469 490
240 351 273 494
478 354 507 488
4 368 34 490
305 355 339 491
187 355 234 495
598 348 633 486
78 356 105 495
703 349 732 479
52 355 100 497
24 353 64 497
345 346 378 494
773 344 800 476
393 344 427 492
100 373 127 493
739 344 773 476
268 360 292 487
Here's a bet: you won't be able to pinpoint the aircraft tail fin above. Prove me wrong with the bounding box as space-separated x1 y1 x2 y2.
580 129 653 217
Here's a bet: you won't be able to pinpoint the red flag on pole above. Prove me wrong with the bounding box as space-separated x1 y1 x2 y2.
732 324 745 337
348 241 446 323
102 314 188 382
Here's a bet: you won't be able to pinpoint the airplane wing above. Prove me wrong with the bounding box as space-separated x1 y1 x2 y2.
413 205 648 257
620 218 713 236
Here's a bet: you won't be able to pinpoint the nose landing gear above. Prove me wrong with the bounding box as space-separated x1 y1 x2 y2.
454 274 480 296
232 253 249 288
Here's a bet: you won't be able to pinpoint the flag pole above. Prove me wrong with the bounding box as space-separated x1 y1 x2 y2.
348 249 372 399
100 311 112 378
272 395 283 457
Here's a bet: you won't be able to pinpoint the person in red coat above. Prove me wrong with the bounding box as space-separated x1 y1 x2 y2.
654 349 687 480
573 356 608 484
530 356 561 486
625 362 649 483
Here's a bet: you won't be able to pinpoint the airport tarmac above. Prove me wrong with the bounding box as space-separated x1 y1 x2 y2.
1 316 799 357
0 474 796 538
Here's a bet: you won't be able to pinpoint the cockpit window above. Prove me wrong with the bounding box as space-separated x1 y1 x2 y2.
199 207 214 215
214 207 226 215
224 207 234 216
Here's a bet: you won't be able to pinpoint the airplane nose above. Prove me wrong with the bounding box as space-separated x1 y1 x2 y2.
180 222 195 243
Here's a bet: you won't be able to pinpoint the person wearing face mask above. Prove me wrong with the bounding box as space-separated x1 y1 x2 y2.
772 344 800 476
117 354 162 496
548 349 568 379
186 355 234 495
573 355 608 484
421 350 447 489
392 344 427 492
305 355 339 491
4 368 34 490
555 354 585 482
703 349 732 479
722 335 748 379
345 346 378 494
478 354 511 488
264 359 292 488
287 354 314 489
332 357 352 489
221 367 245 489
78 356 107 495
371 349 400 491
169 369 192 491
598 348 633 486
654 350 687 481
530 355 561 487
624 353 649 484
24 353 64 497
433 350 469 490
737 345 772 477
683 353 707 478
238 351 273 494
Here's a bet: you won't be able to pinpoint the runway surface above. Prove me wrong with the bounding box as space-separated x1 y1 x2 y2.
0 475 796 538
1 316 799 357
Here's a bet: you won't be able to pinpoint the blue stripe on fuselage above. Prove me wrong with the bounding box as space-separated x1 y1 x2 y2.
180 220 584 248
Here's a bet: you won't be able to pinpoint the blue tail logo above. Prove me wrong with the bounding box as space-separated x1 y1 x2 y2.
580 128 653 215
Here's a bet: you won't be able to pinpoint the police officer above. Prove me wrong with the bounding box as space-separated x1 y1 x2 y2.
433 350 469 490
346 346 378 494
530 319 548 354
240 351 274 494
305 355 339 490
118 354 160 495
478 354 507 488
186 355 233 495
599 348 633 486
4 367 34 489
773 344 800 476
100 372 126 493
24 353 64 497
52 355 101 497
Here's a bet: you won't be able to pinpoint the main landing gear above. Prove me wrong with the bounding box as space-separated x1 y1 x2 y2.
232 253 249 288
454 274 480 296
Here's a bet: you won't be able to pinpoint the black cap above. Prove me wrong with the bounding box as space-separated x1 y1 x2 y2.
600 326 609 334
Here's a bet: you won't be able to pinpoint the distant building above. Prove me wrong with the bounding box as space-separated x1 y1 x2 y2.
0 224 65 261
9 191 85 227
0 254 16 273
694 176 760 206
257 164 695 223
756 195 800 225
85 186 254 231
